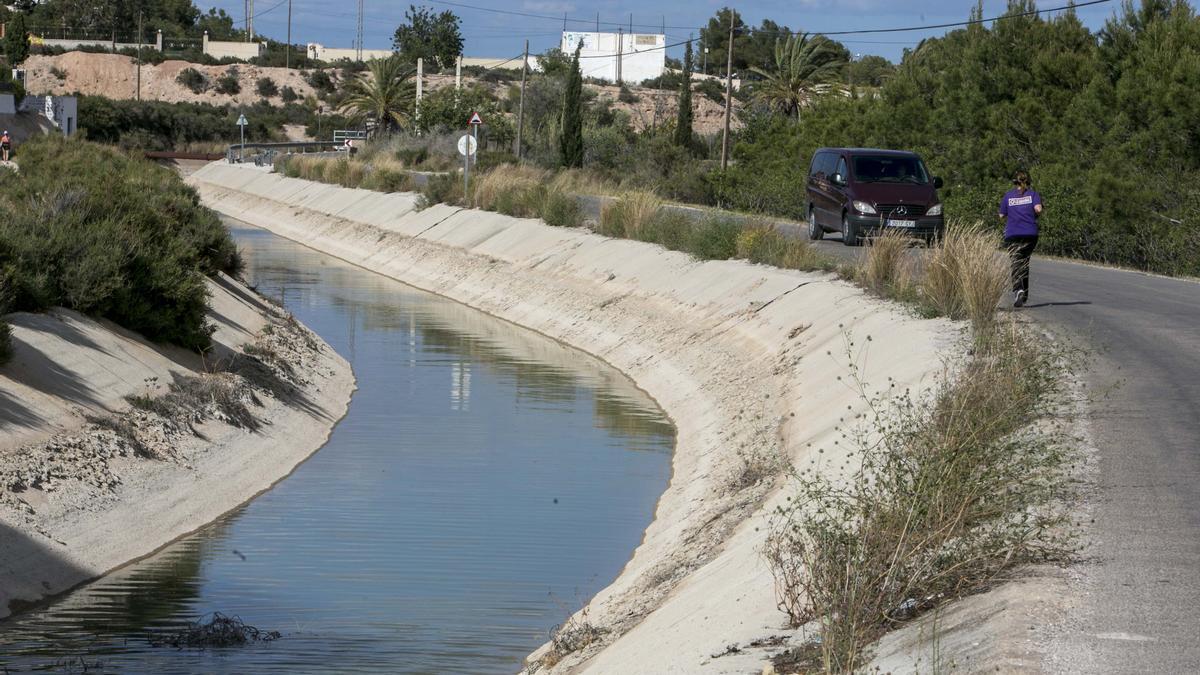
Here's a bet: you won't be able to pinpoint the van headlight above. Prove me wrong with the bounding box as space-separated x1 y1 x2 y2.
927 203 943 216
852 200 877 215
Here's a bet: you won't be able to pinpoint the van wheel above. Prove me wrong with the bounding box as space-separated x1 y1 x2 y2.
842 214 861 247
808 208 824 240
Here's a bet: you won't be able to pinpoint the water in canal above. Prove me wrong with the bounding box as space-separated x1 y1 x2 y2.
0 221 674 673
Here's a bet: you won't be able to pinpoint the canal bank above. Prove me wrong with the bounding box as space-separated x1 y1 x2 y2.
189 163 960 672
0 272 354 621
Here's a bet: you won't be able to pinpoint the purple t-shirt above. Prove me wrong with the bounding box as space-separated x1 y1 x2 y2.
1000 188 1042 237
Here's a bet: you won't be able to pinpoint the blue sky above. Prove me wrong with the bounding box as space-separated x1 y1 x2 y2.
208 0 1153 62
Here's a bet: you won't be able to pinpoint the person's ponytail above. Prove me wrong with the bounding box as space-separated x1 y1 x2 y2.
1012 170 1031 193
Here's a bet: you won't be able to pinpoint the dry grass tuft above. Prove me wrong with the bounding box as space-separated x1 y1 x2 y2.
857 229 916 297
599 190 663 239
921 221 1009 330
473 164 547 213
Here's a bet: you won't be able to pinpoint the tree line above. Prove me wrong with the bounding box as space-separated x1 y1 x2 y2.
723 0 1200 275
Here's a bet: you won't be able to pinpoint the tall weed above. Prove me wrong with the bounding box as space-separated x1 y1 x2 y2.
767 320 1077 671
922 221 1008 330
856 229 916 298
599 191 662 239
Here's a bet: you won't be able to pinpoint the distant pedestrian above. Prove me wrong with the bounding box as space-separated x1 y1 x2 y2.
0 130 11 162
999 170 1042 307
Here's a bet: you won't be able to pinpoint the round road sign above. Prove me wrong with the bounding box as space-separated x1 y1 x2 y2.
457 134 478 157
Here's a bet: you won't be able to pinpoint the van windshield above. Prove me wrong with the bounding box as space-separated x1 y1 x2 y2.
852 155 929 184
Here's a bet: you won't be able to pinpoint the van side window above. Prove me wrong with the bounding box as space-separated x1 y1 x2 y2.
822 153 838 178
834 157 847 182
810 152 829 178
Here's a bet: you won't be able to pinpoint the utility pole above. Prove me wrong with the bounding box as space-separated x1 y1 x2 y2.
286 0 292 69
247 0 254 42
720 10 734 171
616 28 623 85
516 39 528 159
356 0 364 62
136 12 143 101
415 57 423 132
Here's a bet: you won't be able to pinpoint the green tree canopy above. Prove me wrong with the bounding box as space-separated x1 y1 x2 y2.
674 40 694 148
391 4 463 70
339 56 417 133
750 34 847 117
4 13 30 64
559 46 584 168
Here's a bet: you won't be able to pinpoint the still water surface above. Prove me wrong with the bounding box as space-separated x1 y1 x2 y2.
0 222 673 673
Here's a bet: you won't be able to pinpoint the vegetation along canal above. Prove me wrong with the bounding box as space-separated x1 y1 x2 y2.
0 221 674 673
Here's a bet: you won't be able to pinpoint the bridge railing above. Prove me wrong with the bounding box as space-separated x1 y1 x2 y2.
226 141 348 166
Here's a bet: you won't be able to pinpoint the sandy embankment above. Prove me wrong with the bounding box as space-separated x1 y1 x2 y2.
0 273 354 620
188 162 970 672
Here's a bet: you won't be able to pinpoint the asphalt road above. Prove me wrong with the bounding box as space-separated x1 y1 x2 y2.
811 234 1200 673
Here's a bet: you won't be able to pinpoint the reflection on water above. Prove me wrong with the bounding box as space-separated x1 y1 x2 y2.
0 221 674 673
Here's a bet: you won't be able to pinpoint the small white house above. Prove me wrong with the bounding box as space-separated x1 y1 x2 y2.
561 31 665 84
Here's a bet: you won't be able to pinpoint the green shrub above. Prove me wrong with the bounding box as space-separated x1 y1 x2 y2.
695 78 726 104
176 67 208 94
0 136 240 350
304 69 337 98
77 96 299 150
417 173 464 209
255 77 278 98
215 68 241 95
641 210 693 252
361 167 413 193
50 66 67 81
280 85 299 103
0 321 10 365
396 146 428 167
735 223 830 271
688 214 741 260
541 191 582 227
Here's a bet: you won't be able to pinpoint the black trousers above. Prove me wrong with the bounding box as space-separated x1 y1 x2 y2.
1004 235 1038 294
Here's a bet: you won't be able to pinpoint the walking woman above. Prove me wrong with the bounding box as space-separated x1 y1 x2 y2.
999 170 1042 307
0 130 11 162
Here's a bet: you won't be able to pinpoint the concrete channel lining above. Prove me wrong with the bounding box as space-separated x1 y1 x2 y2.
189 162 962 673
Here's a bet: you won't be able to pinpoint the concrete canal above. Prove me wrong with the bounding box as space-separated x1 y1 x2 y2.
0 221 674 673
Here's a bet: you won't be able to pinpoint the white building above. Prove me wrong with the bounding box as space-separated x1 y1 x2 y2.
561 31 665 84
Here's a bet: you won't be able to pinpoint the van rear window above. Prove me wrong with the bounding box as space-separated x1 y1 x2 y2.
852 155 929 184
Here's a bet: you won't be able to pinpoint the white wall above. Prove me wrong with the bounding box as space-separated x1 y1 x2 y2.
562 31 665 84
306 43 391 62
203 34 264 60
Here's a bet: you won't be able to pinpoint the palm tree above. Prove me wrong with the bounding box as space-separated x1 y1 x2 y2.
750 34 846 117
339 56 417 133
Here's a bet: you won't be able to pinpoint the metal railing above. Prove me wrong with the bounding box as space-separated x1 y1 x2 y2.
226 140 346 165
333 129 368 144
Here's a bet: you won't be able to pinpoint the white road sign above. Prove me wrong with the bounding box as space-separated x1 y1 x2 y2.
457 134 478 156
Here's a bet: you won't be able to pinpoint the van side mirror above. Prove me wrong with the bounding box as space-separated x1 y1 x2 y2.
933 176 944 189
832 173 845 186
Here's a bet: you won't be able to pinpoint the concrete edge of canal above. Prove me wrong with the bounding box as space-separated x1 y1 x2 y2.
0 273 356 622
188 162 1061 674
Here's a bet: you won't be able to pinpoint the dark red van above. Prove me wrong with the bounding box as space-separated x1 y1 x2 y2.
806 148 945 246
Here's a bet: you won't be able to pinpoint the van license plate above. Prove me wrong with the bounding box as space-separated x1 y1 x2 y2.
887 219 916 228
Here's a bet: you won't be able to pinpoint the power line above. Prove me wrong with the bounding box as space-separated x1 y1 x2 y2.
421 0 1114 37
